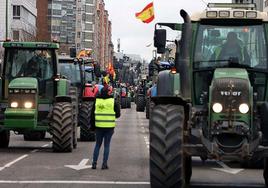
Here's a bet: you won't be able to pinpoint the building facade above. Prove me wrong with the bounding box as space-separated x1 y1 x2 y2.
37 0 76 54
0 0 37 41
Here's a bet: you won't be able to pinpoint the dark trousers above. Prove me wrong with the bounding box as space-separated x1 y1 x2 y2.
93 128 114 164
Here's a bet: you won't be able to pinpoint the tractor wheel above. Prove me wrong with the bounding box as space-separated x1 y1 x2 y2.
264 158 268 187
136 95 145 112
121 98 126 109
70 87 78 149
51 102 73 152
0 130 10 148
150 104 189 188
24 131 45 141
79 101 95 142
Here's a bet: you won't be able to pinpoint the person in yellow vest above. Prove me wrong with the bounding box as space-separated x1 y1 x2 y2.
210 32 250 65
92 84 120 169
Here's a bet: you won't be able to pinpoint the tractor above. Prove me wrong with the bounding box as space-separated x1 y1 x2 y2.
120 84 131 109
59 56 100 141
135 77 147 112
150 3 268 187
0 41 78 152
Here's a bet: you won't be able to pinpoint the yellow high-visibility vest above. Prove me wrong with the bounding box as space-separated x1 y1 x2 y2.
95 98 116 128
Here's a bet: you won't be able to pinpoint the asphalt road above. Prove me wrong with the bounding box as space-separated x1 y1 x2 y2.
0 103 266 188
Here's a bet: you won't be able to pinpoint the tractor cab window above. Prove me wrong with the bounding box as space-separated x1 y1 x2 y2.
85 66 94 83
59 60 81 85
194 24 267 70
4 48 55 98
5 49 54 79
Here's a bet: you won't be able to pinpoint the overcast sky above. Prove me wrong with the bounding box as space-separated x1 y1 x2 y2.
105 0 232 61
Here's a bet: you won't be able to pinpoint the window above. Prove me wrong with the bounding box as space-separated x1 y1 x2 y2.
77 32 81 38
13 5 20 19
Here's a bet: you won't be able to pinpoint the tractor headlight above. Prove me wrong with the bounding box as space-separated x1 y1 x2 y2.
239 103 249 114
212 103 223 113
11 102 18 108
24 102 33 109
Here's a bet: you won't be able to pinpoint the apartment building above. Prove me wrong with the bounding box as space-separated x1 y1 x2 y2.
0 0 37 41
37 0 76 54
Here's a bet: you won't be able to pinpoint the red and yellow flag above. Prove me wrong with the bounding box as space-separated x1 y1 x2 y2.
135 2 155 24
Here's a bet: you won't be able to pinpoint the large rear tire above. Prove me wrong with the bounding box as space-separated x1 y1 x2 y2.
51 102 73 152
150 104 189 188
79 101 95 141
136 95 145 112
0 130 10 148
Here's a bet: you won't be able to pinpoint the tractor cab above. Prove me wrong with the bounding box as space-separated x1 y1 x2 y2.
151 3 268 187
3 43 58 100
59 55 81 89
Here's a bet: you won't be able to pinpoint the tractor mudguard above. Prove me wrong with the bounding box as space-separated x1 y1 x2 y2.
55 96 72 103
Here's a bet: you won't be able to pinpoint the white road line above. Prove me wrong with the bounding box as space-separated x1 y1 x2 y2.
31 142 52 153
0 154 28 171
0 180 150 185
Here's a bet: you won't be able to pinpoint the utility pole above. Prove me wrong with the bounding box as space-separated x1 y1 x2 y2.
5 0 8 39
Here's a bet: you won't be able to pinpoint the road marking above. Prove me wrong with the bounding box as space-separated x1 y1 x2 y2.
0 180 150 184
191 182 264 187
213 161 244 174
0 154 28 171
31 142 52 153
65 159 92 170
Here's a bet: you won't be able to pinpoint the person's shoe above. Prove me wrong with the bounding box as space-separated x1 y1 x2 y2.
101 163 109 170
92 162 97 169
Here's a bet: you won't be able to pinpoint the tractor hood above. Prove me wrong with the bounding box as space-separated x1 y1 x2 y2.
213 68 249 80
9 77 38 89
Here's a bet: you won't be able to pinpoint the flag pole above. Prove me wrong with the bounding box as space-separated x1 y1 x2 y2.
5 0 8 39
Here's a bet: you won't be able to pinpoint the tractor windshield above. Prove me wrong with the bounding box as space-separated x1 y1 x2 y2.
194 24 267 71
5 48 54 79
59 60 81 85
85 66 94 83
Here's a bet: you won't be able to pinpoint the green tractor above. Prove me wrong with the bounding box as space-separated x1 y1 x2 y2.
150 3 268 187
59 56 100 141
0 42 78 152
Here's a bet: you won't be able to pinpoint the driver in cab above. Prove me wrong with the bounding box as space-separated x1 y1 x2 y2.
210 32 250 65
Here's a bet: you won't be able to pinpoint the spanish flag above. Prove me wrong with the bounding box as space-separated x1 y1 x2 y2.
135 2 155 24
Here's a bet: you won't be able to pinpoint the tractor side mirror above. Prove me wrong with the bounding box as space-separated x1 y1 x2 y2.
154 29 166 54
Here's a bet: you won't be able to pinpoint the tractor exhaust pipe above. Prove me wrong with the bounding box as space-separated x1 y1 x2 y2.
177 9 191 99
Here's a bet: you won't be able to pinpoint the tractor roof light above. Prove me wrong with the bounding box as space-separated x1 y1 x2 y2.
233 11 245 18
246 11 257 18
219 11 230 18
206 11 217 18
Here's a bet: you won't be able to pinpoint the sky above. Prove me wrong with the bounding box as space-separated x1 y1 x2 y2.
105 0 232 61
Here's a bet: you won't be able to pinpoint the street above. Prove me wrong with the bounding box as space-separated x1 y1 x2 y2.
0 103 265 188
